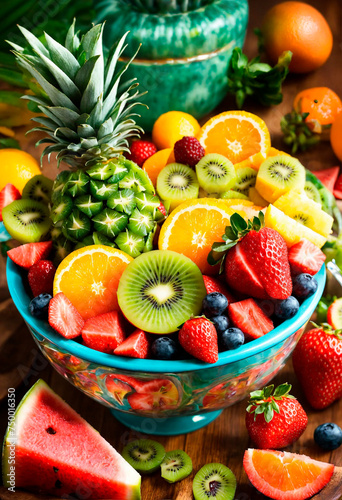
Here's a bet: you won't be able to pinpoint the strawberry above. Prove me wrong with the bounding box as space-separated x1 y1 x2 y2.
333 173 342 199
127 378 179 411
127 140 157 167
114 329 149 358
202 275 236 303
228 298 274 339
288 238 326 276
178 317 218 363
246 383 307 449
292 325 342 409
174 136 205 168
28 260 56 297
0 183 21 221
327 297 342 329
7 241 52 269
48 292 84 339
209 212 292 300
81 310 126 353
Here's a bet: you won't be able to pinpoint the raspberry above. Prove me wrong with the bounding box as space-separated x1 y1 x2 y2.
174 136 205 168
127 140 157 167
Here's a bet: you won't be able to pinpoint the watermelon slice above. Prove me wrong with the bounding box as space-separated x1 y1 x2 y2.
314 167 340 193
2 379 141 499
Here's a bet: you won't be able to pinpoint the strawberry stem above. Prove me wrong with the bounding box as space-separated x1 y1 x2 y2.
246 383 295 423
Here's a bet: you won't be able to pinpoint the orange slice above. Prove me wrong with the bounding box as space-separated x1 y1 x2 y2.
143 148 172 187
197 111 271 164
243 449 334 500
158 199 233 275
53 245 133 320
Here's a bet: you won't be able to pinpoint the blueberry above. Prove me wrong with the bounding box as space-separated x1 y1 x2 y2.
274 296 300 320
151 337 178 360
211 315 230 334
29 293 52 319
202 292 228 317
220 327 245 351
292 273 318 300
314 423 342 451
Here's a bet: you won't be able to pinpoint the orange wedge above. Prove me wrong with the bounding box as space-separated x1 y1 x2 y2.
53 245 133 320
158 199 233 275
234 151 268 171
243 449 334 500
197 111 271 164
143 148 172 186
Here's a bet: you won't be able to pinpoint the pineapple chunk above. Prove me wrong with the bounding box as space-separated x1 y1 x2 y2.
265 204 326 248
248 187 268 207
274 190 333 238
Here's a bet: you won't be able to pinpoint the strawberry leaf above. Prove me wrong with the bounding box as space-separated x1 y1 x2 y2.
265 404 274 423
263 384 274 399
273 383 292 398
246 383 295 423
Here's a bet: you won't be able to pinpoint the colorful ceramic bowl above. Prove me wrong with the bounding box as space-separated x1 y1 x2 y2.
7 258 325 435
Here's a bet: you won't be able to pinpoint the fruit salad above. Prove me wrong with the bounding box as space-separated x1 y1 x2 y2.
1 20 333 368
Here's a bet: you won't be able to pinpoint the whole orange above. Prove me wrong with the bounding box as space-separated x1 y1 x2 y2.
261 2 333 73
330 113 342 162
294 87 342 126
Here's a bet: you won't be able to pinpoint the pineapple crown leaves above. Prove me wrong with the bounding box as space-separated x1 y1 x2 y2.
8 20 145 168
246 383 296 423
310 321 342 340
207 211 265 273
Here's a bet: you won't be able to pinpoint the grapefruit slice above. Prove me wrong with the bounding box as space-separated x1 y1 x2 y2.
243 449 334 500
2 379 141 499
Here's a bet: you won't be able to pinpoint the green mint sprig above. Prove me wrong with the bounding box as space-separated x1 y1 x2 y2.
227 47 292 109
207 211 264 273
246 383 295 423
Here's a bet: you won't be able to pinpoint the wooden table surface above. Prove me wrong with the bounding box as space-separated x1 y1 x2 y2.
1 1 342 499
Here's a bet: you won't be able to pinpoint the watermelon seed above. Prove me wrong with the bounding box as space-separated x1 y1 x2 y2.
46 427 56 434
53 467 59 473
55 480 62 489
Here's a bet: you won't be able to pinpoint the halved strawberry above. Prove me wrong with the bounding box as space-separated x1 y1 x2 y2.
288 238 326 276
0 183 21 221
48 292 84 339
114 329 149 358
314 166 340 192
81 310 126 353
327 297 342 329
127 378 179 411
333 173 342 199
7 241 52 269
202 275 236 303
229 298 274 339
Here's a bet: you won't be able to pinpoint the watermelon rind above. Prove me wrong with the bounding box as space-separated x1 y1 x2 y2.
2 379 141 499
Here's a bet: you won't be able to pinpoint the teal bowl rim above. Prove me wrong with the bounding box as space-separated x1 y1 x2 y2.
7 258 325 374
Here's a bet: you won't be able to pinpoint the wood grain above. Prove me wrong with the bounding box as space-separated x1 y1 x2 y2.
0 0 342 499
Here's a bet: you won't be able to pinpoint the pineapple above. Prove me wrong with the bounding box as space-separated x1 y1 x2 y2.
11 21 164 260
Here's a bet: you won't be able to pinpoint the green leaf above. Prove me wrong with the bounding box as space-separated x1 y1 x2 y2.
271 400 280 413
265 404 274 423
249 389 264 400
263 385 274 399
230 212 247 233
273 383 292 398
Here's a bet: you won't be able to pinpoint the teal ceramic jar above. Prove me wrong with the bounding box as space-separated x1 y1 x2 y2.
95 0 249 130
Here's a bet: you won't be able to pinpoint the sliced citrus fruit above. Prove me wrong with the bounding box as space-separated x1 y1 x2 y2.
152 111 200 150
53 245 133 320
158 199 233 275
197 111 271 164
143 148 172 187
234 151 267 171
243 449 334 500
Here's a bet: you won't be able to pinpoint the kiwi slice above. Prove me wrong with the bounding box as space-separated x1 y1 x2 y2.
161 450 192 483
157 163 199 211
2 199 51 243
193 463 236 500
233 167 257 196
117 250 207 333
122 439 165 474
256 154 305 203
304 181 322 205
22 175 53 205
196 154 236 194
220 190 249 200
